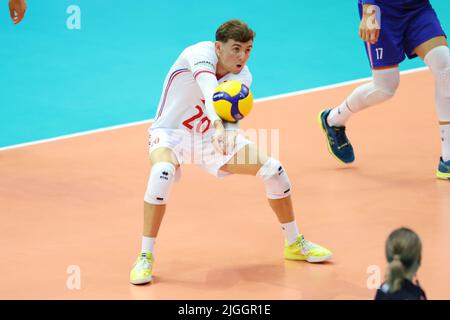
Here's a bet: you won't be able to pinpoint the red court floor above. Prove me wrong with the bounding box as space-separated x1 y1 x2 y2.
0 70 449 299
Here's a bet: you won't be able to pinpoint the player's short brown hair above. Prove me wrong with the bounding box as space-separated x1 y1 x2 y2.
215 19 255 43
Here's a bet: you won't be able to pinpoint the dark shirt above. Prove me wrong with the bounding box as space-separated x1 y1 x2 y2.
375 279 427 300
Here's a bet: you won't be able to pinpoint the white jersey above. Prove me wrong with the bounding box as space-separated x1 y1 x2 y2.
151 41 252 134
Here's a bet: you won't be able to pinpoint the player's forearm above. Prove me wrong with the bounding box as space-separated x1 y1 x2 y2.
195 72 222 124
205 99 221 125
9 0 27 24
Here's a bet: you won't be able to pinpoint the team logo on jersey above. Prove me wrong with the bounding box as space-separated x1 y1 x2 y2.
193 61 215 73
194 60 214 68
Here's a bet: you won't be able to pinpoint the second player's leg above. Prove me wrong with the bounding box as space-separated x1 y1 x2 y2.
327 65 400 128
416 36 450 179
320 2 404 164
332 2 403 127
318 65 400 164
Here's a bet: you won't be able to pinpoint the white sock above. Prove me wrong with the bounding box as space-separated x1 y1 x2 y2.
281 220 300 245
327 99 354 127
141 236 155 253
441 124 450 162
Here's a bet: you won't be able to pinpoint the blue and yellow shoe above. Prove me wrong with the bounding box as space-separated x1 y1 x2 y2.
284 235 332 263
437 157 450 180
130 252 154 285
317 109 355 164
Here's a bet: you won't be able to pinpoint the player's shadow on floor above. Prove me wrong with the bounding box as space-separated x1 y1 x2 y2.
356 171 432 186
163 260 370 299
315 164 431 186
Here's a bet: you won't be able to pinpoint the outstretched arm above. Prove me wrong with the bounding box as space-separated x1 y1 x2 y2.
195 72 231 154
9 0 27 24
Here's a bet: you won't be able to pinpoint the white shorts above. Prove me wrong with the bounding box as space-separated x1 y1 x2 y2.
148 128 251 178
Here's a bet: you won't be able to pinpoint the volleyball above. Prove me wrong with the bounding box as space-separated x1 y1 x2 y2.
212 80 253 123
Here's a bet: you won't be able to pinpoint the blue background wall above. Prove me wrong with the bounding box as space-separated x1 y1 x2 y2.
1 0 449 147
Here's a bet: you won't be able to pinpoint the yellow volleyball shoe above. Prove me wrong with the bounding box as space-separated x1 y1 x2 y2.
130 252 154 285
284 235 332 263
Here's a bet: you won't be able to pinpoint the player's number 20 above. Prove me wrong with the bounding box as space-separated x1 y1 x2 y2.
182 105 211 134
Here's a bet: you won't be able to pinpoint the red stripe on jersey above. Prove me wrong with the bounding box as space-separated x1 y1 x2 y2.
156 69 190 120
193 70 216 79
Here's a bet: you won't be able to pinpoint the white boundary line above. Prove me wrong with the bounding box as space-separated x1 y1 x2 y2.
0 119 155 152
256 66 427 103
0 66 428 152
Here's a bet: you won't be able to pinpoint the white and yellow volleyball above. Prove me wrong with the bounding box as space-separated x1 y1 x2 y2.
212 80 253 123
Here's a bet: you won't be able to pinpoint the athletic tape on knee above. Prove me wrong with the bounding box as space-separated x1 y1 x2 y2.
256 158 291 199
438 65 450 121
348 68 399 111
144 162 176 205
425 46 450 97
372 68 400 96
440 66 450 98
424 46 449 71
424 46 450 119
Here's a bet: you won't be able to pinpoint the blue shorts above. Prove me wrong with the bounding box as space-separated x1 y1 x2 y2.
358 1 446 68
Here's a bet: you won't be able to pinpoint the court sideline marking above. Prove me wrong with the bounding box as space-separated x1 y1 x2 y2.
0 67 428 152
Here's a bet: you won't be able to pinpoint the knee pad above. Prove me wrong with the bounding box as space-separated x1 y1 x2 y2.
144 162 176 205
425 45 450 98
366 68 400 105
372 68 400 96
348 68 399 111
256 158 291 199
